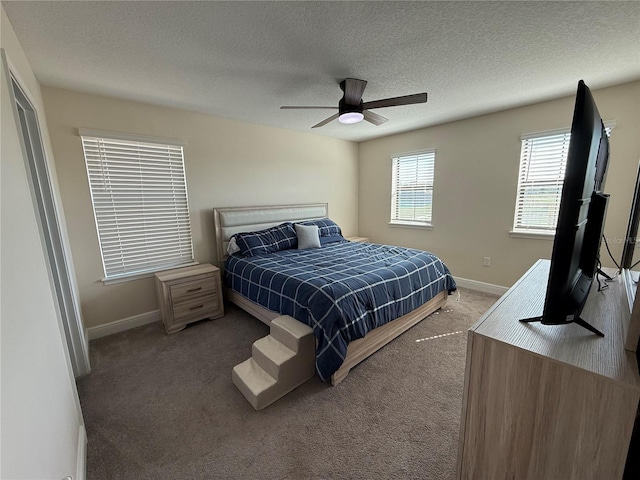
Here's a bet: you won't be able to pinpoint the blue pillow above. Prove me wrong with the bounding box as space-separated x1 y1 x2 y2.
298 218 343 238
233 222 297 257
320 234 346 246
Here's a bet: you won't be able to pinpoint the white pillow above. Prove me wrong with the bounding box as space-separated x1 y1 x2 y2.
295 223 321 249
227 236 241 255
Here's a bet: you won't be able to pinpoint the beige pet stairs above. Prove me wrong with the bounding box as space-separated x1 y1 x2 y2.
232 315 315 410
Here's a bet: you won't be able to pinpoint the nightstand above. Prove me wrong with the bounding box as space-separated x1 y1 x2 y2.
155 263 224 334
347 236 370 243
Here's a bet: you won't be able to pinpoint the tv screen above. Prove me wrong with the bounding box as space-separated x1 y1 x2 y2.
520 80 610 337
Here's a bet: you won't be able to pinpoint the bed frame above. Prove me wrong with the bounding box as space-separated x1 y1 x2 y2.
213 203 448 385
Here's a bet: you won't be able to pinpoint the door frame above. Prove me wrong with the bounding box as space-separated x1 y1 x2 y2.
3 49 90 377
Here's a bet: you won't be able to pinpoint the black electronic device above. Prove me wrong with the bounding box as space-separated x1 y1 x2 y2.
520 80 610 337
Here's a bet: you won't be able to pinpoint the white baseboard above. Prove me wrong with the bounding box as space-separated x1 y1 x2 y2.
87 310 160 340
76 424 86 480
454 276 509 296
85 282 504 341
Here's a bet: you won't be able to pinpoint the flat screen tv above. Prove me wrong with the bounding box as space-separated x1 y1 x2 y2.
520 80 610 337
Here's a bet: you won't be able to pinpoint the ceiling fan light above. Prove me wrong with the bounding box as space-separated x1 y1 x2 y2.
338 111 364 124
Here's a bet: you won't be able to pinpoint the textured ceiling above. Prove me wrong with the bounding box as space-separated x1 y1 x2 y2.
4 1 640 142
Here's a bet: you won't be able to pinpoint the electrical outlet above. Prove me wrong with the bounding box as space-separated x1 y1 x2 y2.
483 256 491 267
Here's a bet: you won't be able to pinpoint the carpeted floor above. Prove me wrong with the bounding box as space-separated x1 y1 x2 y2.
77 287 500 480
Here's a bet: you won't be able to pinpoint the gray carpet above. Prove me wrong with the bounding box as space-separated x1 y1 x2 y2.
77 287 499 480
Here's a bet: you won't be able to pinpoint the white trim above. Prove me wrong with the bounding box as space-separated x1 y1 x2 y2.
389 147 436 159
101 261 199 285
622 268 639 314
87 310 160 340
520 126 570 141
89 281 507 340
5 55 91 377
76 424 87 480
389 221 433 230
509 230 555 240
519 120 616 141
78 128 184 146
454 276 509 296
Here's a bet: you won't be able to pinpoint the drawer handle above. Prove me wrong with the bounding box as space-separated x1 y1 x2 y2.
187 287 202 293
189 304 204 310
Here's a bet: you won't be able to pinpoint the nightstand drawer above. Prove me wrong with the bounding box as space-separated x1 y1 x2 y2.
169 276 217 303
172 296 220 324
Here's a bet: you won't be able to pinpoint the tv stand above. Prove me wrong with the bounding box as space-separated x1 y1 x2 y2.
519 315 605 337
573 316 605 336
457 259 640 479
597 267 614 281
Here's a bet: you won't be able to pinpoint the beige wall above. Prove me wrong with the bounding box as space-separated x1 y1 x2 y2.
42 87 359 328
1 7 83 479
41 80 640 327
359 81 640 288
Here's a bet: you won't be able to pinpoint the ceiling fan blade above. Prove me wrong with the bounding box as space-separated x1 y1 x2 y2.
363 110 388 126
312 113 339 128
343 78 368 105
280 106 338 110
362 92 428 110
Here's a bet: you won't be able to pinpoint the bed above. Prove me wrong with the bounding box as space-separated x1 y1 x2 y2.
214 203 456 385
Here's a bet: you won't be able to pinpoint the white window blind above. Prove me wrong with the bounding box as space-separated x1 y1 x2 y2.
81 133 194 279
390 150 435 225
513 126 612 234
513 131 570 233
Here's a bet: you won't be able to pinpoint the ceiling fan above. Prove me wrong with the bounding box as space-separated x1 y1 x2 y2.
280 78 428 128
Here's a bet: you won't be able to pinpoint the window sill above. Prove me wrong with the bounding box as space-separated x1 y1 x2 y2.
509 230 554 240
389 221 433 231
101 261 198 285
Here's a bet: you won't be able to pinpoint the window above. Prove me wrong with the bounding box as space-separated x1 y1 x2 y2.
390 150 435 227
512 125 612 236
80 130 194 281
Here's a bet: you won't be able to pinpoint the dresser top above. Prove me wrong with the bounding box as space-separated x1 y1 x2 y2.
154 263 218 282
471 259 640 387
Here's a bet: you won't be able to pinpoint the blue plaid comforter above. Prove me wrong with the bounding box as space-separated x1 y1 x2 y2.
225 241 456 381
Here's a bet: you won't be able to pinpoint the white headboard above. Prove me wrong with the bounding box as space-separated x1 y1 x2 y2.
213 203 328 266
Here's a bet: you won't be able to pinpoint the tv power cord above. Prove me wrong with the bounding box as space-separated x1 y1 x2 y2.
596 260 609 292
595 235 621 291
602 235 622 271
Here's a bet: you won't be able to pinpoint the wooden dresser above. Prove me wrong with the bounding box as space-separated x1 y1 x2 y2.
155 263 224 334
457 259 640 479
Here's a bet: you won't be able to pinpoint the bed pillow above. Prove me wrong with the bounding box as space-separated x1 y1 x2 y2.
227 236 241 255
233 222 297 257
295 223 321 249
320 234 347 246
298 218 343 238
